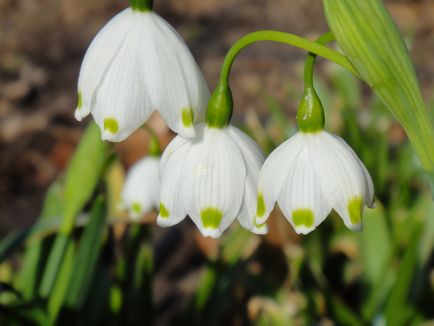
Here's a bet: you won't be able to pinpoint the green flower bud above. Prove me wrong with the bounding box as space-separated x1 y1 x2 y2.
206 83 233 129
296 87 325 133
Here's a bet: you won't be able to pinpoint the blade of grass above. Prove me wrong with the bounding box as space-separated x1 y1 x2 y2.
39 122 109 297
359 203 392 286
65 197 107 308
385 225 423 325
47 239 76 322
359 203 394 320
17 181 64 299
39 234 69 298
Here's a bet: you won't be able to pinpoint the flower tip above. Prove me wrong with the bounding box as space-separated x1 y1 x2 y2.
251 224 268 235
101 129 122 142
345 222 363 232
293 226 315 235
254 215 268 226
368 198 377 209
128 212 142 222
74 108 83 121
200 228 222 239
128 211 142 221
178 125 196 139
101 117 121 141
101 130 113 141
157 215 175 227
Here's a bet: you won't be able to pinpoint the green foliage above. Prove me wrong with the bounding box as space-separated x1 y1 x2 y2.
61 122 110 235
39 122 110 298
323 0 434 182
65 197 107 308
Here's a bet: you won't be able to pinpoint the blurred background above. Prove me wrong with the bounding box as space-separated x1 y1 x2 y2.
0 0 433 325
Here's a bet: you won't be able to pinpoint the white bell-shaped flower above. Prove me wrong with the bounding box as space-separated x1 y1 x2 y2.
158 123 267 238
75 8 209 141
256 131 374 234
121 156 160 220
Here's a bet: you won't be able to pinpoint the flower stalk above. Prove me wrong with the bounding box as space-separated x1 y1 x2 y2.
218 30 358 87
297 33 335 133
206 30 358 129
129 0 153 12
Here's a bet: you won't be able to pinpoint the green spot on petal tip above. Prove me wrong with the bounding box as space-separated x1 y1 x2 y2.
104 118 119 134
293 209 314 228
256 193 266 217
159 202 170 218
201 208 223 229
348 196 363 225
131 202 142 214
77 91 83 110
181 107 194 128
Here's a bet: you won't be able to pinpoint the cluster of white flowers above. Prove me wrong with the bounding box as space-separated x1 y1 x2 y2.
77 3 374 238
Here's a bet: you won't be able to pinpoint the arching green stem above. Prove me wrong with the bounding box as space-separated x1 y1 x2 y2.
303 32 336 88
219 30 358 88
206 30 359 128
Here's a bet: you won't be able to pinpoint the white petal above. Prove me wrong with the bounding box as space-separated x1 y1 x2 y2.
255 133 305 225
158 136 191 227
92 19 154 142
143 13 209 138
360 161 375 208
227 126 265 164
121 157 160 220
310 132 370 231
160 133 189 172
277 145 330 234
76 8 133 121
227 126 267 234
182 125 246 238
339 139 375 208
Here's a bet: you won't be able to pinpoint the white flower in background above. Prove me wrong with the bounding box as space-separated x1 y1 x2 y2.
75 8 209 141
121 156 160 220
158 123 267 238
256 131 374 234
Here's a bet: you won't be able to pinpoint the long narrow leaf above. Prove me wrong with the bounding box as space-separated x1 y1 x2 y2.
17 181 64 299
385 225 423 325
323 0 434 189
66 197 107 308
39 122 109 297
47 240 76 322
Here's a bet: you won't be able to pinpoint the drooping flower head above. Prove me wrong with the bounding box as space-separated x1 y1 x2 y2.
75 0 209 141
256 87 374 234
121 156 160 220
158 123 267 238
